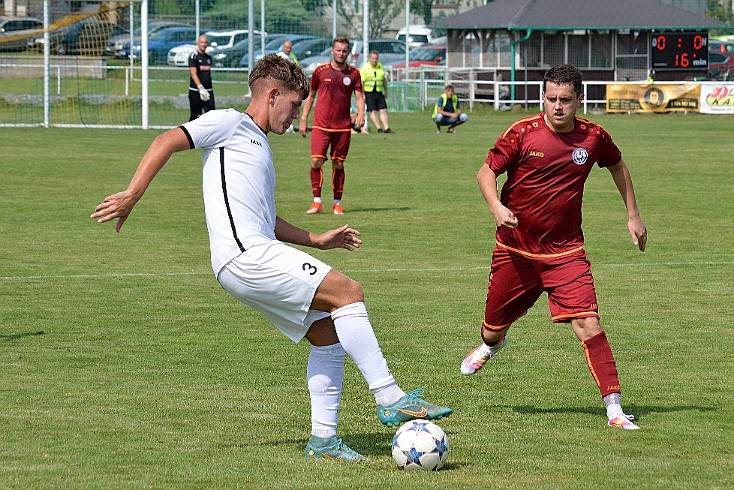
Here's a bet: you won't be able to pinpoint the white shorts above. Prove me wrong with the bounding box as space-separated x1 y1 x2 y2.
216 241 332 343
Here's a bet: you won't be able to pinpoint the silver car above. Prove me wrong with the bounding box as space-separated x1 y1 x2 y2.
0 16 43 51
301 38 407 76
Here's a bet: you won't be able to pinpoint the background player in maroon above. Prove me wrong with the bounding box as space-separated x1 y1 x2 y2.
299 37 365 215
461 64 647 430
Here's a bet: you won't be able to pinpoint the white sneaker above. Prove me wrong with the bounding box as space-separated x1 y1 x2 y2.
608 413 640 430
460 337 507 375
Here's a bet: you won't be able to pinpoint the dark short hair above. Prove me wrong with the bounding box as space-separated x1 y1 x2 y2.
445 84 454 91
249 53 309 100
333 37 350 48
543 64 583 95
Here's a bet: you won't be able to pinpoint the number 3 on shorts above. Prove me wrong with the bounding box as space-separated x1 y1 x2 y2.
302 263 318 276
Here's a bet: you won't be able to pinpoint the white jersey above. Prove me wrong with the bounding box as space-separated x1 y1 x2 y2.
181 109 276 274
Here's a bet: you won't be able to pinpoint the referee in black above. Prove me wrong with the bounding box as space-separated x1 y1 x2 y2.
188 34 215 121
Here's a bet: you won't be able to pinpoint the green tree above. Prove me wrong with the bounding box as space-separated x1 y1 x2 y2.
410 0 433 25
706 0 733 24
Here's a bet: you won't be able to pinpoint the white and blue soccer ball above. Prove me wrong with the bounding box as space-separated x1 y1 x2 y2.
391 419 449 471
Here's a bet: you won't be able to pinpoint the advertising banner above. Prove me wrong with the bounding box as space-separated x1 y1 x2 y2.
606 84 701 113
699 83 734 114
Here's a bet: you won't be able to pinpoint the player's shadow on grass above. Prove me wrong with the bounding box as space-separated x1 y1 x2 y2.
509 404 718 418
260 429 464 468
1 330 45 341
344 206 412 213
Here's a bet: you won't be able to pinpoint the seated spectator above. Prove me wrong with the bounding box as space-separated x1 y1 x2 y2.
432 84 468 133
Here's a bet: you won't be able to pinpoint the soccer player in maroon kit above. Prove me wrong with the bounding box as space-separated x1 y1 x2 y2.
299 37 365 215
461 64 648 430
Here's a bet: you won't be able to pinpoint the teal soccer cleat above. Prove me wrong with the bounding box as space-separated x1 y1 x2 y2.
377 387 453 427
304 435 369 461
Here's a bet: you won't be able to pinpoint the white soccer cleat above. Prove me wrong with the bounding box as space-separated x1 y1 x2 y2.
460 336 507 375
608 413 640 430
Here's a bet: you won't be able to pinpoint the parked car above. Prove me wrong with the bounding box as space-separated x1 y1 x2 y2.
297 47 331 76
28 18 127 55
118 26 199 64
240 34 318 67
210 33 285 68
708 51 734 80
348 39 407 67
290 37 331 62
301 39 407 76
0 16 43 51
396 25 436 48
167 29 258 66
709 39 734 54
105 20 191 56
382 45 446 69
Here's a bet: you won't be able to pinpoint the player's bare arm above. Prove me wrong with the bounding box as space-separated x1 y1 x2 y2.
90 128 191 232
354 90 366 128
607 159 647 251
477 164 518 229
299 89 317 136
189 66 202 87
274 216 362 251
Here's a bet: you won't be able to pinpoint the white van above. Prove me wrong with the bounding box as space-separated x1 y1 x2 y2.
396 25 435 48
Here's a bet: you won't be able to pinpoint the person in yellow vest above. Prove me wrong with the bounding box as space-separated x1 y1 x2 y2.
360 50 393 133
277 40 299 66
433 84 468 134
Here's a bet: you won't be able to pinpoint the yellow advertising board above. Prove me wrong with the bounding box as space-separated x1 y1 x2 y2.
606 84 701 113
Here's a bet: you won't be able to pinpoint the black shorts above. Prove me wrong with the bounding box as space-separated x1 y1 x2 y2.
365 91 387 112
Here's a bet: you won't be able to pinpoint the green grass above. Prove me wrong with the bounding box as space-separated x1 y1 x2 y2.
1 111 732 489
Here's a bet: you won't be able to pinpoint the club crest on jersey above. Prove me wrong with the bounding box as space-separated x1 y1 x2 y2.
572 147 589 165
343 77 352 86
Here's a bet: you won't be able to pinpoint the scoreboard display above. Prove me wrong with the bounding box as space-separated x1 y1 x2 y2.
650 32 708 70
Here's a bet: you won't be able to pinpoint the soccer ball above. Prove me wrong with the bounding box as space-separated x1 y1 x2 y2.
391 419 449 471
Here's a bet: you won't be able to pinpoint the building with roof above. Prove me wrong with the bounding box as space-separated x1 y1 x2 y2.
434 0 728 99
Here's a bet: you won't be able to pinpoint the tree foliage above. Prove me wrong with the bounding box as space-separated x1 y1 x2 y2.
410 0 433 25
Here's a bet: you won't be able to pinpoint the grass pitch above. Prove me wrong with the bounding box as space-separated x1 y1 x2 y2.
1 111 732 489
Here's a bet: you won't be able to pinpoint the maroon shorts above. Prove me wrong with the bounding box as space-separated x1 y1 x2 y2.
483 246 599 331
310 128 351 161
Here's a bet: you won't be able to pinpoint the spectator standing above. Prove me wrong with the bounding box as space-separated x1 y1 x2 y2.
460 64 647 431
299 37 365 215
188 35 214 121
360 51 393 133
277 40 299 65
433 84 467 133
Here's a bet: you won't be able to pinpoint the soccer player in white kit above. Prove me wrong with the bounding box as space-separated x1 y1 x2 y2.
91 54 451 461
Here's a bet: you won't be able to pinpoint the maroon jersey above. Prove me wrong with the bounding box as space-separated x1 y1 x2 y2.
486 113 621 257
310 63 362 131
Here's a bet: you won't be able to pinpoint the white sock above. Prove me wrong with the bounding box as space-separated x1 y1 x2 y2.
331 302 404 406
307 343 345 438
333 199 341 206
604 392 624 419
313 197 322 203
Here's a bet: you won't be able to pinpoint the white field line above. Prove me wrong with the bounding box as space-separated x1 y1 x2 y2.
0 260 732 281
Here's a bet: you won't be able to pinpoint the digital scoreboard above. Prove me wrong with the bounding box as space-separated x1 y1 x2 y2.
650 32 708 70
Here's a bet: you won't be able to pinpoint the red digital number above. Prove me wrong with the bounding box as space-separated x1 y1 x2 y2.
675 53 690 67
657 35 666 51
693 35 703 50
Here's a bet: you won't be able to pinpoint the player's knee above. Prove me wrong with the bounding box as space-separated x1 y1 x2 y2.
311 158 324 168
340 277 364 303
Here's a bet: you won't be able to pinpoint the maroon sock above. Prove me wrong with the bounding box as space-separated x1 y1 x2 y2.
332 168 345 200
310 167 323 198
581 331 621 397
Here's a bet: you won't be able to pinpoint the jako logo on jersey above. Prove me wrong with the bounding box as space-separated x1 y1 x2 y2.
343 77 352 86
251 139 262 147
572 148 589 165
529 150 544 158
